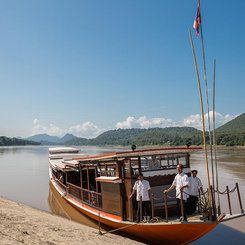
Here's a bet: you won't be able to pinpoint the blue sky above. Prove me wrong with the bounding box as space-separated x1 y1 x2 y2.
0 0 244 138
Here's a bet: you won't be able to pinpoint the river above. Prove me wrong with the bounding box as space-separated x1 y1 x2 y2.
0 145 244 244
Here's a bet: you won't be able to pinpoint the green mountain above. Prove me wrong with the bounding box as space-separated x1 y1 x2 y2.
216 113 245 133
215 113 245 146
69 127 202 146
26 133 79 144
90 128 147 145
0 136 40 146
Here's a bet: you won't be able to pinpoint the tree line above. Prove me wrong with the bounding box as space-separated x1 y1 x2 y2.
0 136 40 146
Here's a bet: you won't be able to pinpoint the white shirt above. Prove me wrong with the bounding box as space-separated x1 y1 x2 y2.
188 176 202 196
172 172 189 200
133 179 151 201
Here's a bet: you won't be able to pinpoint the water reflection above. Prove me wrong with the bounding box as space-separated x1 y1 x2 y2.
48 181 98 229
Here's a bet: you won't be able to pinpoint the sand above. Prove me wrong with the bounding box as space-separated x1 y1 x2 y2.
0 197 144 245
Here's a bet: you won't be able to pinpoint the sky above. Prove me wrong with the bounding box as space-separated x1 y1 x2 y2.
0 0 244 138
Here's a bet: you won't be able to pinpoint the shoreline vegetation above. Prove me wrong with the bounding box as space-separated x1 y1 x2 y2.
0 197 144 245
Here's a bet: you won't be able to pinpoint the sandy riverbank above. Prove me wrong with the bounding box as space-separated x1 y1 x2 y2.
0 197 144 245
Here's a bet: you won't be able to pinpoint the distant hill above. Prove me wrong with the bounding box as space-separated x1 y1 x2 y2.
215 113 245 146
26 133 79 145
0 136 40 146
89 128 147 145
216 113 245 133
24 127 202 146
69 127 202 146
59 134 80 143
26 134 60 144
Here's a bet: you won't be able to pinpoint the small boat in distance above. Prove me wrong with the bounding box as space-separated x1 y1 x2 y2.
48 146 244 244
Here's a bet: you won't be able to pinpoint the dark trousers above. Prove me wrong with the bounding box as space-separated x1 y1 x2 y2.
136 200 151 222
176 198 187 221
187 195 198 214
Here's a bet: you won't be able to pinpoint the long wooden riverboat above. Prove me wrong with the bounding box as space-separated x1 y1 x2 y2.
48 146 244 244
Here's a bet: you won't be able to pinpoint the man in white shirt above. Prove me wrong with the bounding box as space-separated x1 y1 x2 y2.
164 164 189 221
130 173 151 222
188 170 203 214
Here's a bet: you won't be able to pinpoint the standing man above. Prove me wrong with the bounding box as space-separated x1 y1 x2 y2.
129 173 151 222
164 164 189 221
188 170 203 214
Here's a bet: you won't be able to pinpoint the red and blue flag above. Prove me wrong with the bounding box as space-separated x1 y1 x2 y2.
193 0 201 36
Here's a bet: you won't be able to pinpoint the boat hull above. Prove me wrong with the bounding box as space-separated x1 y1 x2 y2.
49 178 217 245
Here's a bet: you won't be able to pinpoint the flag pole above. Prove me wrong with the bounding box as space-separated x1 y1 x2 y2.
212 59 221 215
198 0 217 219
189 29 212 209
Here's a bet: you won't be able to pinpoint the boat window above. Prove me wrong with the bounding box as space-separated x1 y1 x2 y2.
159 153 189 169
130 157 140 175
140 153 189 171
141 156 161 170
81 169 88 189
66 171 80 185
88 168 96 191
97 163 116 177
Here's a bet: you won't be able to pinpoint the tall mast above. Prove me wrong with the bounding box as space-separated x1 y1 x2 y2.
189 30 211 201
198 0 217 219
212 59 221 215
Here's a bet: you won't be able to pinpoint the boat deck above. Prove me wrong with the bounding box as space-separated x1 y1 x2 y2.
119 213 211 225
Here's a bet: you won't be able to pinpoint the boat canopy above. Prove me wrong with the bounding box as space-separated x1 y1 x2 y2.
76 147 202 163
48 147 80 154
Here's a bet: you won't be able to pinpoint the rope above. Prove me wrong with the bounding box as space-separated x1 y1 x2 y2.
99 223 139 235
164 194 176 199
99 216 166 235
152 196 164 201
216 185 237 195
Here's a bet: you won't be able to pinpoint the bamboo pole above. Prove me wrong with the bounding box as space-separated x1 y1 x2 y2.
212 59 221 215
198 0 216 218
199 9 216 199
189 29 211 207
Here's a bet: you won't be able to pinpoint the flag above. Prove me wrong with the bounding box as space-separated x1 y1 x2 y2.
193 0 201 36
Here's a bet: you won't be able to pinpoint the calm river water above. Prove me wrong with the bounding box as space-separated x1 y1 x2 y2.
0 145 244 244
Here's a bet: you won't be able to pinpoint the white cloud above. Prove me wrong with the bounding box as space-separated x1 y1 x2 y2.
31 119 102 138
116 112 238 131
32 119 64 136
115 116 175 129
183 114 202 129
182 111 237 130
68 121 103 138
33 118 39 125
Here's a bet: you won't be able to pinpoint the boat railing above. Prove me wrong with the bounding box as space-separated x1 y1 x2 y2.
57 179 67 190
135 194 173 223
138 182 244 223
215 182 244 215
66 182 102 209
194 183 244 219
162 188 210 222
163 192 177 222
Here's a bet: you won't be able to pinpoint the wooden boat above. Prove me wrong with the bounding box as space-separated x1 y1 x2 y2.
48 146 244 244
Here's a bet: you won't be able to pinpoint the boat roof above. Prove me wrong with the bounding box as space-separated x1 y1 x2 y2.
48 147 80 154
50 158 80 171
49 153 88 160
76 146 202 162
